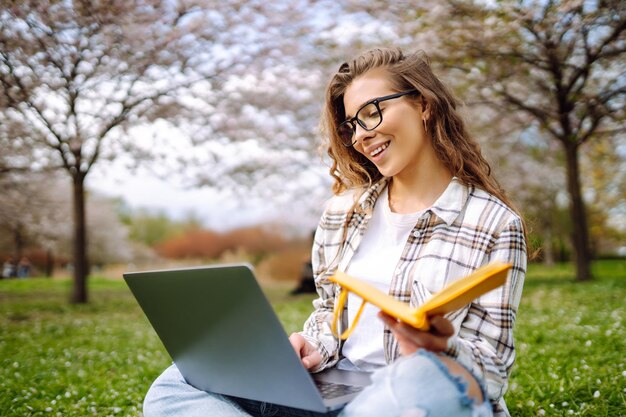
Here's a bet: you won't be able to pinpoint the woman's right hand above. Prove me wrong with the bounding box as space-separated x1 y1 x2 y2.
289 333 322 370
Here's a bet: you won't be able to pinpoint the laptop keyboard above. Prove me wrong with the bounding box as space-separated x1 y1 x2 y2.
315 380 364 400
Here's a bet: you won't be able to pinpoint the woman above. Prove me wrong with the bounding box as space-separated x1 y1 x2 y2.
289 48 526 417
143 48 526 417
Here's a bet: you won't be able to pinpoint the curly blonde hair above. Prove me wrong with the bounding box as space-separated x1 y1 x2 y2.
321 48 520 217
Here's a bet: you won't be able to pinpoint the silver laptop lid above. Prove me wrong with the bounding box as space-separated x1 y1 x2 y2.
124 264 329 412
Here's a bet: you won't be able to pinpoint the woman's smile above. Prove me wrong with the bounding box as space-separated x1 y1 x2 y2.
367 141 390 160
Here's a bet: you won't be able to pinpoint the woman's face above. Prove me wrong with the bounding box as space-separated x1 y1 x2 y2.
342 67 434 181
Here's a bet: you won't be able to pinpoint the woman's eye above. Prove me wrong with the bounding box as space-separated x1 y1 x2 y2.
367 107 380 117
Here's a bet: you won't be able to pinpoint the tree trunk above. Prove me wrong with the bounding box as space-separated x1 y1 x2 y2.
45 248 54 278
71 173 89 303
563 143 593 281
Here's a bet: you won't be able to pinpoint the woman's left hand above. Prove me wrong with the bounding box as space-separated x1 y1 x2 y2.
378 312 454 355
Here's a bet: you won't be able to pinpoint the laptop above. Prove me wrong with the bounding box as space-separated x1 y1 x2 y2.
124 264 371 413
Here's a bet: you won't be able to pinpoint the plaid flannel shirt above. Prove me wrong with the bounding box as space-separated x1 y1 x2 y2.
300 177 526 417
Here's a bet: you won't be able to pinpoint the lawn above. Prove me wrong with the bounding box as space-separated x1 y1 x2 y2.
1 261 624 416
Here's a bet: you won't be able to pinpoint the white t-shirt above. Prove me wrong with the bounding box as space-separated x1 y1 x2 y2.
342 187 424 371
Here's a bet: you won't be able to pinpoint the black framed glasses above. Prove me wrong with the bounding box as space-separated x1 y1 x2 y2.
337 89 418 147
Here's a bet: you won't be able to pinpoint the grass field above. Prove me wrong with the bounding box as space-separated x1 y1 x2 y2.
1 261 624 416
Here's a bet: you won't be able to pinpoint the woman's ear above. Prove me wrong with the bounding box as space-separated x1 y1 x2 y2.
419 98 432 135
421 97 431 122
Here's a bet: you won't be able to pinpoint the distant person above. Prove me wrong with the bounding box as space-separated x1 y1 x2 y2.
291 231 318 295
143 48 527 417
291 259 316 295
2 257 16 278
17 256 31 278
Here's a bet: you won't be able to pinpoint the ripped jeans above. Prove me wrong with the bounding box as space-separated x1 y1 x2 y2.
143 350 493 417
339 350 493 417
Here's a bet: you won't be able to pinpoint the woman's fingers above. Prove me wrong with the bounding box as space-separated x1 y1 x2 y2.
289 333 322 369
429 315 454 337
378 312 452 354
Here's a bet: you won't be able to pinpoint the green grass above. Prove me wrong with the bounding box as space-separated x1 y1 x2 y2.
506 260 626 416
1 261 624 416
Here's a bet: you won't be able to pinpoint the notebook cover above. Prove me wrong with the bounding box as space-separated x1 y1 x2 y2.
329 261 512 331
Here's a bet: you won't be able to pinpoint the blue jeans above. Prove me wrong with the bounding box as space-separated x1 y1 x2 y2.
340 350 493 417
144 350 493 417
143 364 339 417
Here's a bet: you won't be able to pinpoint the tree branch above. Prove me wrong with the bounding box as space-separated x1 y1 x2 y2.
566 12 626 93
497 87 562 141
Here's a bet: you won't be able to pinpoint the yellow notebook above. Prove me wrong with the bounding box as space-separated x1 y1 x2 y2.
329 261 512 339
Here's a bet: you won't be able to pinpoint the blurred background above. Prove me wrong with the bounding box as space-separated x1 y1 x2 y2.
1 0 624 302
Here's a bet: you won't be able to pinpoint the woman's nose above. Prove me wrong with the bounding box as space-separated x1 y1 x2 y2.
354 123 375 145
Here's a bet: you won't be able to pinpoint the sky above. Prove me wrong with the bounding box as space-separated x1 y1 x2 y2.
87 161 324 233
86 137 329 235
88 167 243 230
